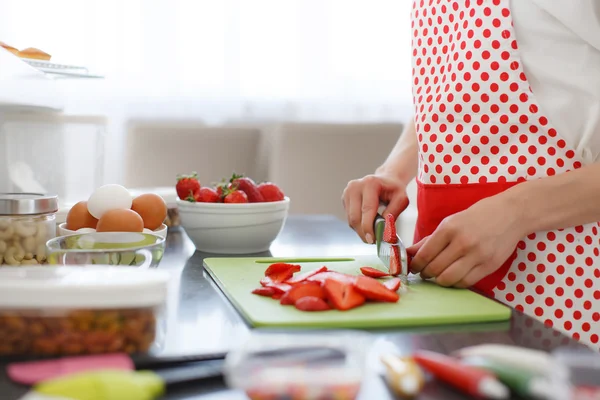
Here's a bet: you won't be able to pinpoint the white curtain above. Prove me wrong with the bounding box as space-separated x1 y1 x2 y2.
0 0 413 120
0 0 413 181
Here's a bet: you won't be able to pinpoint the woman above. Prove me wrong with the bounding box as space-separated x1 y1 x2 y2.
343 0 600 349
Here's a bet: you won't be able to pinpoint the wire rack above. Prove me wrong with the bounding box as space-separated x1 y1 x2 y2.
21 58 104 79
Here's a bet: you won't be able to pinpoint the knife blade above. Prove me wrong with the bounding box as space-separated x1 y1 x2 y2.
374 213 408 282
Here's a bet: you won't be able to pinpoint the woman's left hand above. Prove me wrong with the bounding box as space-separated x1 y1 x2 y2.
408 195 526 288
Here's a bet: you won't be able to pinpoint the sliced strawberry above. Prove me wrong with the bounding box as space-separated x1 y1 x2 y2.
259 277 292 293
272 293 283 300
323 279 365 311
295 296 330 312
307 271 357 285
286 266 328 284
390 245 402 276
280 282 327 305
383 278 402 292
354 276 399 303
265 263 301 280
360 266 390 279
383 214 398 244
251 287 277 297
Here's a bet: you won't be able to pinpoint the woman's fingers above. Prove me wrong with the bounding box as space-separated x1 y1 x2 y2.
410 229 451 274
419 240 464 280
455 265 491 288
434 257 480 287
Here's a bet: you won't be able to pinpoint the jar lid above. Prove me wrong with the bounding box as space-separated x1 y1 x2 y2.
0 267 170 309
0 193 59 215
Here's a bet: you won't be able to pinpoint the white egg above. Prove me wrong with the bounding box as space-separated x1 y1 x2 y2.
87 184 132 219
143 228 153 234
76 228 96 233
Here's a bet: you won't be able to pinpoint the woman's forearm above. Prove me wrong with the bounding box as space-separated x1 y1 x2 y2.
501 161 600 235
375 118 419 184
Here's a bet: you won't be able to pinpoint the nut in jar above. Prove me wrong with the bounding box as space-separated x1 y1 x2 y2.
0 193 58 266
0 266 170 357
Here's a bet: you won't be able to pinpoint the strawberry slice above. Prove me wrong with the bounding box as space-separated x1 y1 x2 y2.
383 278 402 292
286 266 328 284
390 245 402 276
307 271 357 285
295 296 330 312
354 276 399 303
280 282 327 305
259 277 292 293
251 287 277 297
272 293 284 300
383 214 399 244
264 262 301 282
360 266 390 279
323 279 365 311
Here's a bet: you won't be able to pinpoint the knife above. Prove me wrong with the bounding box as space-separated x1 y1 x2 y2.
374 213 408 282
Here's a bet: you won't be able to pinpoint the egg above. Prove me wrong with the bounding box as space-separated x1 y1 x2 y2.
96 209 144 233
131 193 168 230
87 184 132 219
66 201 98 230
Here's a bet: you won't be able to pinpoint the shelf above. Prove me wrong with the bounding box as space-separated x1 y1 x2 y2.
21 58 104 79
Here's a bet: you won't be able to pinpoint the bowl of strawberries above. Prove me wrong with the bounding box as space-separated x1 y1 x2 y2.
176 172 290 254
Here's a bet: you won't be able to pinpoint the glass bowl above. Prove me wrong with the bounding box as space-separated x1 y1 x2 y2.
46 232 166 268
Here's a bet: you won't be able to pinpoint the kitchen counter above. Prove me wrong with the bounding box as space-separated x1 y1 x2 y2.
0 215 586 399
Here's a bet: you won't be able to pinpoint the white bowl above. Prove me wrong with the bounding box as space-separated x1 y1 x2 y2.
58 223 168 239
177 197 290 254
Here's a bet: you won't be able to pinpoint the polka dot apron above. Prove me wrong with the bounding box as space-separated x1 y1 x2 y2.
411 0 600 350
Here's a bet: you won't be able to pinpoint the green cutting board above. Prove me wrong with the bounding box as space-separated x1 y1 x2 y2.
203 256 511 329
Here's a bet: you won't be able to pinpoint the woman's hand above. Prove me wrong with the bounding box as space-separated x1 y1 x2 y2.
342 174 409 244
408 194 526 288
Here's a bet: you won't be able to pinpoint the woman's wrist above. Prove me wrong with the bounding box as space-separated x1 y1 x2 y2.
375 162 415 186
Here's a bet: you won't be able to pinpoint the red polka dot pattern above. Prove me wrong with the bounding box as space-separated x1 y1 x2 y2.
411 0 584 185
411 0 599 350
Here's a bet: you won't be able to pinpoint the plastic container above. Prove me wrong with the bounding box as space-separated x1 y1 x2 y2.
0 193 58 266
224 331 370 400
546 347 600 400
129 187 180 228
0 266 170 356
0 113 106 207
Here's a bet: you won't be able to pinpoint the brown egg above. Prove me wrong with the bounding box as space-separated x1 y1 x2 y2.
66 201 98 230
131 193 167 231
96 209 144 232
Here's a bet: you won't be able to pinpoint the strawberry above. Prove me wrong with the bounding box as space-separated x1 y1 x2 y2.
230 174 264 203
383 213 398 244
258 182 285 202
176 172 201 201
390 245 402 276
265 262 301 277
354 276 399 303
286 266 328 284
224 189 248 203
307 271 357 285
383 278 401 292
259 277 292 293
194 187 220 203
280 282 327 305
295 296 330 312
360 267 390 279
323 279 365 311
252 287 277 297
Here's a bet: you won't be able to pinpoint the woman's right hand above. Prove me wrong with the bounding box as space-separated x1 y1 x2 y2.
342 174 410 244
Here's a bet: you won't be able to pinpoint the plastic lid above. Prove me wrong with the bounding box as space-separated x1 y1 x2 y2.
129 187 178 206
0 193 58 215
0 267 170 309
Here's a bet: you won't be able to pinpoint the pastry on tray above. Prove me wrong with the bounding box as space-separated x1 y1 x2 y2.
0 41 19 56
18 47 51 61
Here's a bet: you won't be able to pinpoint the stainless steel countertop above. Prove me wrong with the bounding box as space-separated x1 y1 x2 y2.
0 215 585 400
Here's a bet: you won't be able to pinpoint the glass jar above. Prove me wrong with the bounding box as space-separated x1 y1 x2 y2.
0 193 58 266
0 266 170 356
